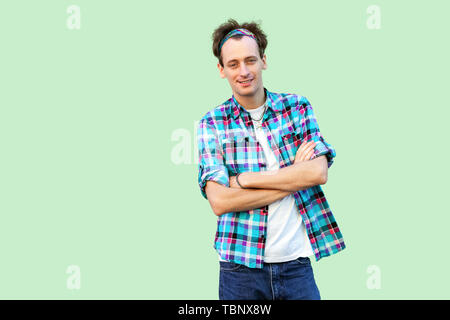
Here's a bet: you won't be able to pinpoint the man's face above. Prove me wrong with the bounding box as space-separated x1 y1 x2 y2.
218 36 267 98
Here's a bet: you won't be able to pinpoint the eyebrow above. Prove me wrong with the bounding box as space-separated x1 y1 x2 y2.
226 56 258 64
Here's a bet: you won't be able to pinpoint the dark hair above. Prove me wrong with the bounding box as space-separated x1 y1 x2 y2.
212 18 268 68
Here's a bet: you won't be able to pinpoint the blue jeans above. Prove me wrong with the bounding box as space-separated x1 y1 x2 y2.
219 257 321 300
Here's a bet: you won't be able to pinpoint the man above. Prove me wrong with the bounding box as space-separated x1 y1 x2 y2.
197 19 346 300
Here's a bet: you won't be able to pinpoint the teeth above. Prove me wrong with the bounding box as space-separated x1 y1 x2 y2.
240 80 252 83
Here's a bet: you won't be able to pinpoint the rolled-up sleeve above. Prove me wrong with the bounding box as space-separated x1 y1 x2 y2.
298 97 336 168
197 119 230 200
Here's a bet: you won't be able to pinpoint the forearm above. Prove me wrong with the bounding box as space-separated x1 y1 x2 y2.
216 184 314 216
216 187 292 216
238 157 325 192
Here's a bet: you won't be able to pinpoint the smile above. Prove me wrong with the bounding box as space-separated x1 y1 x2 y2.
238 79 253 86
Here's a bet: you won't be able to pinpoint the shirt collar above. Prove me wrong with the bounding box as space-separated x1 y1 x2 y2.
231 87 283 119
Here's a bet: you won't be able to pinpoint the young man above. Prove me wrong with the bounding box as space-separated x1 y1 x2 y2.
197 19 346 300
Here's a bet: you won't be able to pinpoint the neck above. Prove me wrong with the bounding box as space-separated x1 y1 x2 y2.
234 86 266 110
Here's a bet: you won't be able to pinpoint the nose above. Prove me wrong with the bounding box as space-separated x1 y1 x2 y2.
239 63 251 77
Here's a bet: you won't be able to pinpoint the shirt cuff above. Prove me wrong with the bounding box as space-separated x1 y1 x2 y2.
312 139 336 168
198 166 230 200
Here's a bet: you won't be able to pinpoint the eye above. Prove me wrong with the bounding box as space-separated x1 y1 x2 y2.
228 59 256 68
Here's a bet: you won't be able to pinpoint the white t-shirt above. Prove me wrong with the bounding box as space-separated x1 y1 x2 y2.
219 101 313 263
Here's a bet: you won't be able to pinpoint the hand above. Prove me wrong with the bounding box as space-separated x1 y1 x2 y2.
293 140 317 164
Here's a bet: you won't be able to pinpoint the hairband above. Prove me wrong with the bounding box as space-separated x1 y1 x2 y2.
218 28 257 54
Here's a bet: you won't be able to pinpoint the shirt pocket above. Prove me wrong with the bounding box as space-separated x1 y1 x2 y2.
278 126 304 165
221 135 260 175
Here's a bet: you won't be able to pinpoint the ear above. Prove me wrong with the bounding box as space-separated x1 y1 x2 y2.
261 54 267 70
217 62 226 78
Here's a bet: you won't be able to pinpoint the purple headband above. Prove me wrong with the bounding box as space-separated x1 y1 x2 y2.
218 28 257 54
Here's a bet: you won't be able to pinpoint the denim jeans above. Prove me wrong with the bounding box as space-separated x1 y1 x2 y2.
219 257 321 300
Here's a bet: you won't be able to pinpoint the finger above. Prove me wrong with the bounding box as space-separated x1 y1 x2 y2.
299 143 316 161
298 140 308 152
298 140 315 154
296 141 316 162
303 142 316 155
301 149 313 162
300 145 314 161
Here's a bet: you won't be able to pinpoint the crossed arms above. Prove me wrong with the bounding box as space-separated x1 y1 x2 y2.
205 155 328 216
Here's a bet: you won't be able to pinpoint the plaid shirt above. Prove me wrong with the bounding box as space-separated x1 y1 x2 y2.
197 87 345 269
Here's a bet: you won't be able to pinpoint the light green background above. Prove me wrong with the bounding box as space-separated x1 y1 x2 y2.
0 0 449 299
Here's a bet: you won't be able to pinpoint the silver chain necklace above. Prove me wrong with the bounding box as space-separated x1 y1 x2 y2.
250 104 267 129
